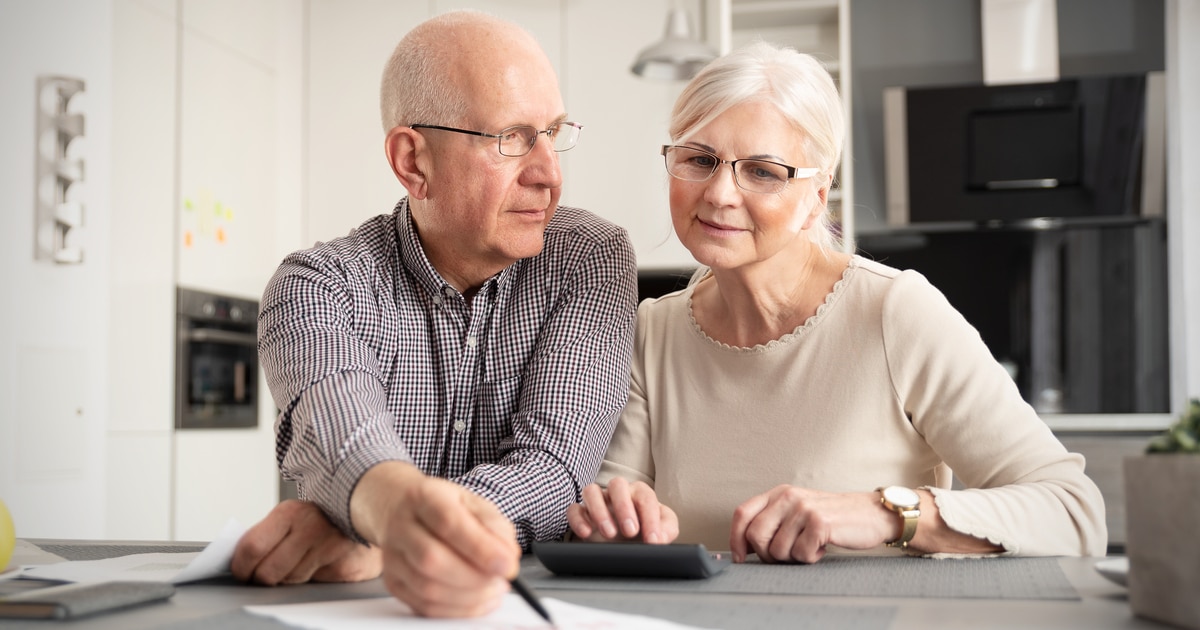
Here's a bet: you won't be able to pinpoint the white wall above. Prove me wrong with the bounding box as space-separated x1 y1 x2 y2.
0 0 114 538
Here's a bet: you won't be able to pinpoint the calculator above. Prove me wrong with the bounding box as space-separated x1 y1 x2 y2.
532 541 732 579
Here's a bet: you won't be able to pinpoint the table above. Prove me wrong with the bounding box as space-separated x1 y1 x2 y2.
0 539 1166 629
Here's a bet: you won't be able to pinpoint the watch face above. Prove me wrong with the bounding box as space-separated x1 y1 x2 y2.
883 486 920 508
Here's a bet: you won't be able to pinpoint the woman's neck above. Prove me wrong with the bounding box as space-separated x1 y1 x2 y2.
693 245 851 347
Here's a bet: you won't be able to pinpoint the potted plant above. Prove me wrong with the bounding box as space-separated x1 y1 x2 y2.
1124 398 1200 629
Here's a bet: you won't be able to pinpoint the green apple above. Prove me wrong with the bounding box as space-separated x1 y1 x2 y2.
0 498 14 571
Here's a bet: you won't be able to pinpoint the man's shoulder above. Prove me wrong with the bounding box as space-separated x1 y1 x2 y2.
545 205 628 244
289 212 398 268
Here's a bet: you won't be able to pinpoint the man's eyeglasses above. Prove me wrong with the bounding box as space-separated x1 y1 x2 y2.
410 122 583 157
661 145 819 194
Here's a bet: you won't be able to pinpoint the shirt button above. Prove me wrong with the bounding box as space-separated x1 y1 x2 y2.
432 295 443 305
444 287 456 298
466 336 477 348
453 420 466 432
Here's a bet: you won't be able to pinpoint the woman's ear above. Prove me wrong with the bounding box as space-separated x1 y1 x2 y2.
801 173 833 230
385 126 429 200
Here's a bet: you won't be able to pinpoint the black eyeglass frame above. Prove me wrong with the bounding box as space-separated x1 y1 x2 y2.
410 122 583 157
660 144 820 193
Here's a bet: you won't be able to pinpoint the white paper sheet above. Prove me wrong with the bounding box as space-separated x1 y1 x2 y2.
19 519 246 584
245 593 715 630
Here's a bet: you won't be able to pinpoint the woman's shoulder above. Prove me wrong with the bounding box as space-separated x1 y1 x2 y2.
849 255 946 304
636 285 693 320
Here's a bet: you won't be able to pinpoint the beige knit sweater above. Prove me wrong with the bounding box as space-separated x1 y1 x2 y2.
597 256 1107 556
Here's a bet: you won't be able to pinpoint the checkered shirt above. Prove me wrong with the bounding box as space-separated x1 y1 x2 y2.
259 199 638 548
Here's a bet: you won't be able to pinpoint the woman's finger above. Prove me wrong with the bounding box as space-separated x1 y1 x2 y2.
605 478 641 539
730 491 771 562
629 482 663 543
580 483 618 539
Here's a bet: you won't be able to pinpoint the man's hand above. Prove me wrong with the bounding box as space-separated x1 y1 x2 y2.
351 461 521 618
566 478 679 544
231 499 383 585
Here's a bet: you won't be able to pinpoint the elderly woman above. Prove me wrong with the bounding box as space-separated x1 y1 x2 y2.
566 41 1106 562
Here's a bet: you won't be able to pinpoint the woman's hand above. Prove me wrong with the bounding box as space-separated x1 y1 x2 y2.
566 478 679 544
730 485 896 563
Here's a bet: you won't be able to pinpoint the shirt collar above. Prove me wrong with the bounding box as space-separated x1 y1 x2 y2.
393 197 518 304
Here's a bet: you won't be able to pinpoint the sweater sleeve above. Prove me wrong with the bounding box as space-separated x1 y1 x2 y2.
882 271 1108 557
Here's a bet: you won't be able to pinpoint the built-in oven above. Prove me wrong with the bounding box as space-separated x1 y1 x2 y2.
175 287 259 429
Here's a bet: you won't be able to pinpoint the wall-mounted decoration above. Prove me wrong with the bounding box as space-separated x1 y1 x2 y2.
34 75 86 264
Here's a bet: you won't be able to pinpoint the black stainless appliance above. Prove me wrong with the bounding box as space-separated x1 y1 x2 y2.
175 287 259 429
859 220 1169 415
874 72 1170 414
883 73 1165 226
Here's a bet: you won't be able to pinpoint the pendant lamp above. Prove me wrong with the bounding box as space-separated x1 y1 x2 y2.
630 4 718 80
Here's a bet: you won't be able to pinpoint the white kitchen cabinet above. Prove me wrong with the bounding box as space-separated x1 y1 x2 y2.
171 0 283 538
176 1 280 301
728 0 855 250
106 0 178 539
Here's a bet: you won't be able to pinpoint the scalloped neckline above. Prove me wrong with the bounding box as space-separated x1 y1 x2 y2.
687 257 858 352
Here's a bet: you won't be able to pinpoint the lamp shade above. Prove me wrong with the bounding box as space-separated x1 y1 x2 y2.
631 6 718 80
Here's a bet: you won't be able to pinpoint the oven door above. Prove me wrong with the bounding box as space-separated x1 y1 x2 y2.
176 323 259 429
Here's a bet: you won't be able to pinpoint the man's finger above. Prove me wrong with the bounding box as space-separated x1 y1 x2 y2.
412 482 518 578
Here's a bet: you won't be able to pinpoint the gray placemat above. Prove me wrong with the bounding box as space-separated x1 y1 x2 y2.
34 543 206 562
525 555 1079 601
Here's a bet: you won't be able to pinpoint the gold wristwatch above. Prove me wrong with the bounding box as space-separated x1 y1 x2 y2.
878 486 921 549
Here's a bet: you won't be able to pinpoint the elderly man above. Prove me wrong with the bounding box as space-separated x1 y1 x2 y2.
230 10 637 618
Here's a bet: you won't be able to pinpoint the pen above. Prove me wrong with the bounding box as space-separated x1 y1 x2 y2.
510 575 555 627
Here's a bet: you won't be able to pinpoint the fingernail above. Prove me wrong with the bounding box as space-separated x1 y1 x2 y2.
646 531 659 543
602 522 617 538
623 519 637 536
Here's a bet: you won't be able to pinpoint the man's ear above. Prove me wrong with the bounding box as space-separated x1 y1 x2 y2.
385 126 429 200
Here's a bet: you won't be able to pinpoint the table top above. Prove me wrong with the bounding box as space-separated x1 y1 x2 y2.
0 539 1165 630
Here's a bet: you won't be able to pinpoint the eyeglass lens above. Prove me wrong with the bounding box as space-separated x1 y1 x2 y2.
499 123 581 157
663 146 791 194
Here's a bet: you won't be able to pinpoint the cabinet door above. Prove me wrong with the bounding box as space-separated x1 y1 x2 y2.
177 1 279 300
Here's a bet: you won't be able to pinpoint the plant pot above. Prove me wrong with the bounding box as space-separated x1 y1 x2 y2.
1124 454 1200 629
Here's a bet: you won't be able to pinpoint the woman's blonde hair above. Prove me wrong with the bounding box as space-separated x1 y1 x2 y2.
669 41 846 251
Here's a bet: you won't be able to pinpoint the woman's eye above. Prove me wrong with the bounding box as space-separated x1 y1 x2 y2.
747 164 784 181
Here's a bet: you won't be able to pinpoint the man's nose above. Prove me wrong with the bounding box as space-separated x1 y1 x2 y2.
522 133 563 188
